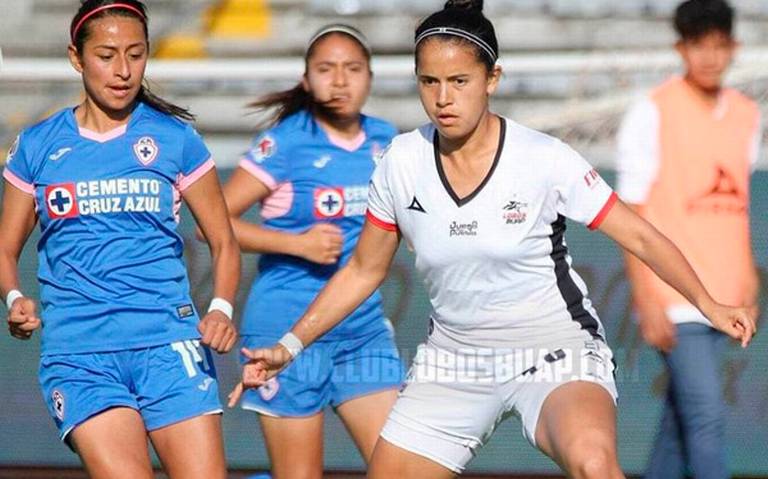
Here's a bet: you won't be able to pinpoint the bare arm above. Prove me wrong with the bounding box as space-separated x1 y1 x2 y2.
222 168 343 264
290 221 400 345
0 182 41 339
744 247 761 320
228 220 400 405
183 168 241 352
600 199 756 346
620 203 677 352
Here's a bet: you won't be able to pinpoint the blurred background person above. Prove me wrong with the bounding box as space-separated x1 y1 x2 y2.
617 1 761 478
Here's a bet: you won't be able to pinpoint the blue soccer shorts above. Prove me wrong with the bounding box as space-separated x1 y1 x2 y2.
240 328 404 417
39 339 222 443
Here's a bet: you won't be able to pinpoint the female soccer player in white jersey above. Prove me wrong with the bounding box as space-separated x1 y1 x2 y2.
0 1 239 478
222 25 403 478
229 1 756 477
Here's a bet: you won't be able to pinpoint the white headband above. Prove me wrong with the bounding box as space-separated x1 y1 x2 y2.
415 26 497 62
307 25 372 56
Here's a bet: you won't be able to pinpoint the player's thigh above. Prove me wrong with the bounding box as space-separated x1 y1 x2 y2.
259 412 325 479
70 407 153 479
534 381 622 478
376 345 503 475
149 413 226 479
336 388 398 461
332 329 403 461
368 437 456 479
39 352 139 444
138 340 222 432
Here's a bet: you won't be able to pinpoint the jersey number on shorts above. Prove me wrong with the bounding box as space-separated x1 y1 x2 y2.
171 340 211 378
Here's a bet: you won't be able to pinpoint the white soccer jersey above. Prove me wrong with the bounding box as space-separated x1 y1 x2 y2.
367 117 618 349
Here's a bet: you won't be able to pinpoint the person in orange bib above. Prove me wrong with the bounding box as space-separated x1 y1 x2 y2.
617 1 761 477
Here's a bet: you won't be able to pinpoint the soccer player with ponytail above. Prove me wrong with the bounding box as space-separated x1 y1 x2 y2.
0 1 239 477
223 25 403 478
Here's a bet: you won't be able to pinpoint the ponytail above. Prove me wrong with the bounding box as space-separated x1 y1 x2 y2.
247 84 310 129
247 23 371 129
138 84 195 122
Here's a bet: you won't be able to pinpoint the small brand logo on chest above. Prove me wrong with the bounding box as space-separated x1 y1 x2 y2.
313 154 332 169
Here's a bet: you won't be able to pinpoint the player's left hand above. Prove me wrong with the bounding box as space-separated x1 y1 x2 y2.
198 311 237 353
705 303 757 348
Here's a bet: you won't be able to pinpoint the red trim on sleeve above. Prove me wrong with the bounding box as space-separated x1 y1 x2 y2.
366 210 398 232
588 192 618 230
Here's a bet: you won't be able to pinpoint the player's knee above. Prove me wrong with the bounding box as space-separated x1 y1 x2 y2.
367 443 410 478
272 466 322 479
564 438 619 479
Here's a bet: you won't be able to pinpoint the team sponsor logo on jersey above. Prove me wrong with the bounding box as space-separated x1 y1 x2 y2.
133 137 159 166
449 220 479 237
78 179 161 216
5 135 20 164
52 390 65 421
252 136 276 163
46 178 163 220
583 168 602 189
315 188 345 218
49 147 72 162
45 184 80 219
407 196 426 214
502 199 528 224
313 154 332 169
259 377 280 401
314 185 368 218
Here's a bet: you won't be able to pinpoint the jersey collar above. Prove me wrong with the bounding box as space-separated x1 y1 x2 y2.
433 116 506 208
68 102 145 143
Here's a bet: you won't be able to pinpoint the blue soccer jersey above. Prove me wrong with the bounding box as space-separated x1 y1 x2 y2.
238 110 397 340
3 103 214 355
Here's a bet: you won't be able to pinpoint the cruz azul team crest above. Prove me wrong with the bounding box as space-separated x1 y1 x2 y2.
133 136 159 166
52 390 65 421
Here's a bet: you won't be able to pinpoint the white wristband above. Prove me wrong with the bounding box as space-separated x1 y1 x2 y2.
6 290 23 310
207 297 233 320
278 332 304 358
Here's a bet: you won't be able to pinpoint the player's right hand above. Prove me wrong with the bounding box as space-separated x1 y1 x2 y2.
298 223 344 265
706 303 757 349
638 303 677 353
7 297 41 340
227 344 294 407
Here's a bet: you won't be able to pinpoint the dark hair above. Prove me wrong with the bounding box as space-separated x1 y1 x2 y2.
248 25 372 128
674 0 734 41
71 0 195 122
414 0 498 72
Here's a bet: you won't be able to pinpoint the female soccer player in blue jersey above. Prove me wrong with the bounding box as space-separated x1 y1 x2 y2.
0 1 239 478
230 1 757 478
222 24 403 478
